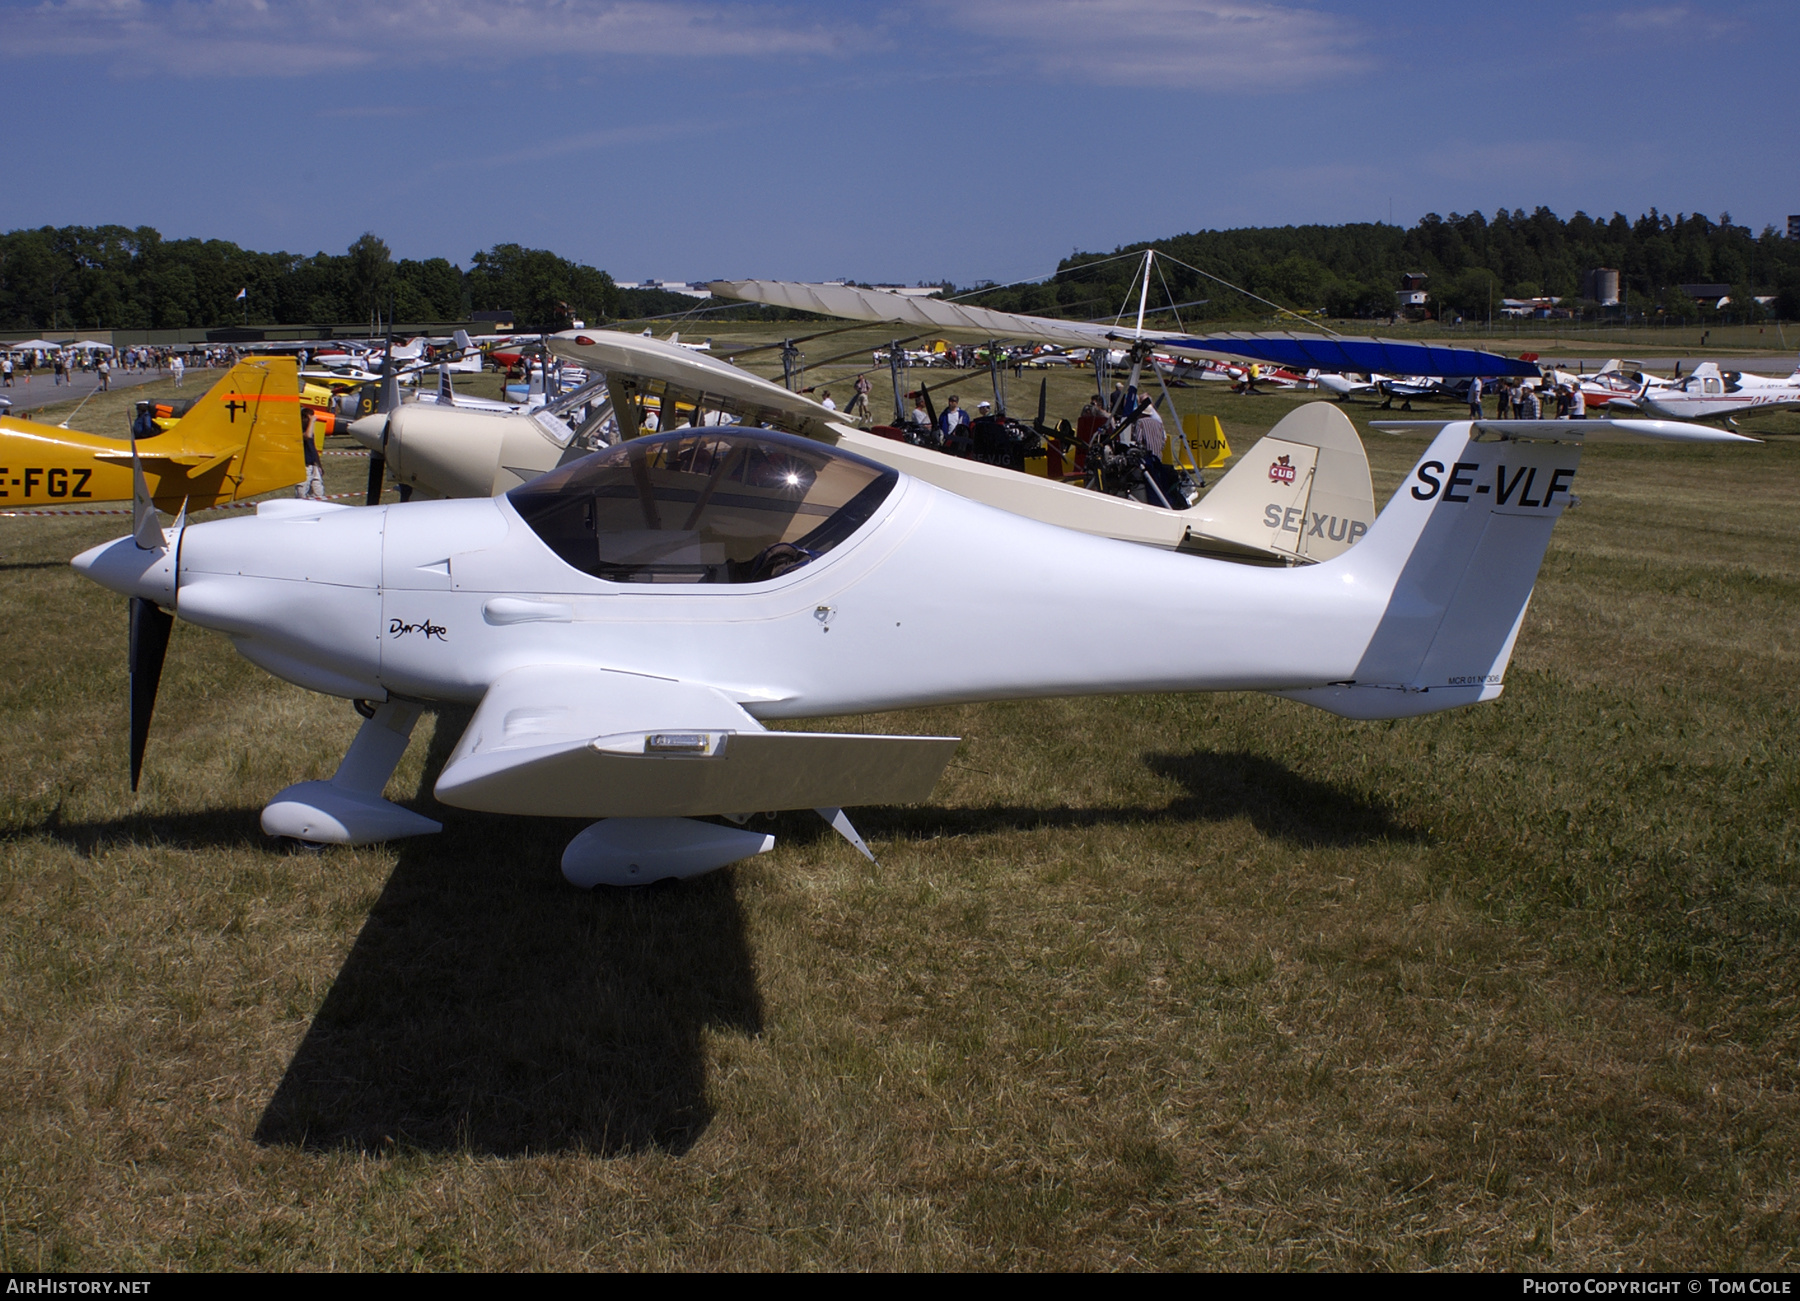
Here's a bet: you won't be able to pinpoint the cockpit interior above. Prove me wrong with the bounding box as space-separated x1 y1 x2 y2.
508 428 898 584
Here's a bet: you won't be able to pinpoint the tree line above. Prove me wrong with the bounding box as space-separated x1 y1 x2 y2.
963 208 1800 324
10 208 1800 334
0 228 718 332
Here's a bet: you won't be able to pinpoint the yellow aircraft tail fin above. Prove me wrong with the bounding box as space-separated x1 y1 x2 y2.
1179 414 1232 468
170 356 306 502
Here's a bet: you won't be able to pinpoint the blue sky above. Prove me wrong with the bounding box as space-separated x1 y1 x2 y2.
4 0 1795 285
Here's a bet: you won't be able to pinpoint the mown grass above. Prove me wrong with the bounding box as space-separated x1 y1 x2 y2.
0 336 1794 1269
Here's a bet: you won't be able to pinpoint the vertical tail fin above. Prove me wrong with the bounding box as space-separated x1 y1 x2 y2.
170 356 305 502
1184 402 1375 564
1281 422 1581 718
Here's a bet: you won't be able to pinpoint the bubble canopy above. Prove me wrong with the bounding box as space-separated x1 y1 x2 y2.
507 427 899 584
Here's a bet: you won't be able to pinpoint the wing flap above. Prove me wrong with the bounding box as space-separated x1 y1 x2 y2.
437 729 960 818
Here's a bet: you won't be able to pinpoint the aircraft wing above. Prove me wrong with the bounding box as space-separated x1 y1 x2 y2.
708 279 1539 378
547 329 844 440
433 664 961 818
1371 418 1760 443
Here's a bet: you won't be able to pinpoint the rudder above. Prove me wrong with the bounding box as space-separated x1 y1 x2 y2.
1280 422 1580 719
174 356 305 502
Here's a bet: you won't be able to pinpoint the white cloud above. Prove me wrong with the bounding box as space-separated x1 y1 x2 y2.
935 0 1369 91
5 0 858 76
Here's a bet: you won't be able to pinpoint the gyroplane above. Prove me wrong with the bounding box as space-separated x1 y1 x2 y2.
0 356 306 510
74 399 1752 886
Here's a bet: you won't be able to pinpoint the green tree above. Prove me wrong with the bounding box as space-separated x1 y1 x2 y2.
346 232 394 325
467 244 615 327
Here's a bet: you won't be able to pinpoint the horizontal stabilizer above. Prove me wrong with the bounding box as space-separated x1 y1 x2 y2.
95 449 231 467
1372 418 1760 444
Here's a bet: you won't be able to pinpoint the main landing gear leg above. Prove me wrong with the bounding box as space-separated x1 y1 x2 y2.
261 700 442 845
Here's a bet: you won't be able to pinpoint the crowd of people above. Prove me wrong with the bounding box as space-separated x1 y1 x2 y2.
1467 375 1589 420
0 343 241 391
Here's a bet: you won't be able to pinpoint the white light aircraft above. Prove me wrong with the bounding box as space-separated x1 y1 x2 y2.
1639 359 1800 420
74 413 1751 886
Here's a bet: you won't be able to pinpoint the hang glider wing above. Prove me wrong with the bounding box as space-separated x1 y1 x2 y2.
706 279 1114 351
434 664 961 818
1155 332 1539 378
707 280 1539 378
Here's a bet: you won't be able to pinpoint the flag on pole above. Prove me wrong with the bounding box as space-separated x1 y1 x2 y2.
235 288 247 301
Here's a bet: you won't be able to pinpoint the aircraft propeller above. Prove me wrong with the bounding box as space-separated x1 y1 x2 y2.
129 596 173 792
365 415 389 505
361 316 403 504
124 438 186 790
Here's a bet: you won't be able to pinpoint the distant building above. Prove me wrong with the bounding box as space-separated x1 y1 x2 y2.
1396 272 1428 310
1581 268 1621 306
1677 283 1733 301
472 309 515 329
1789 215 1800 240
1501 297 1562 319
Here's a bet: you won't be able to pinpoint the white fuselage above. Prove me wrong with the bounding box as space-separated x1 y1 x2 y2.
1641 364 1800 419
166 478 1392 719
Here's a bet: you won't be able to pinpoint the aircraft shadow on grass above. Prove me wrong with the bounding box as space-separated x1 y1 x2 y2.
848 748 1423 851
254 706 765 1159
10 722 1417 1158
249 742 1414 1159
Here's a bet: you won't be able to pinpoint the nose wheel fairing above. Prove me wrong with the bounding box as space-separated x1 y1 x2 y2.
261 701 441 845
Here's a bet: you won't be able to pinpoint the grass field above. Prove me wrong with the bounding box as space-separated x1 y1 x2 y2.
0 345 1795 1269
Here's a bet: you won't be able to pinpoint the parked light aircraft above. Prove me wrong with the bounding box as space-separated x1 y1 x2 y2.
0 356 305 510
352 328 1378 566
73 411 1751 885
1639 359 1800 420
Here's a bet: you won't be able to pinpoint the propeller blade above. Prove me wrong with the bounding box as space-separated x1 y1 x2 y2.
129 436 164 550
128 595 173 792
365 452 386 505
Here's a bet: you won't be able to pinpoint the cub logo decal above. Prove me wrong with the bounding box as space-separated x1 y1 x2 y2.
1268 454 1296 485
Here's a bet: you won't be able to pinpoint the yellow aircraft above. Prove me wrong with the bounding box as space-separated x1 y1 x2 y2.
0 356 308 510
